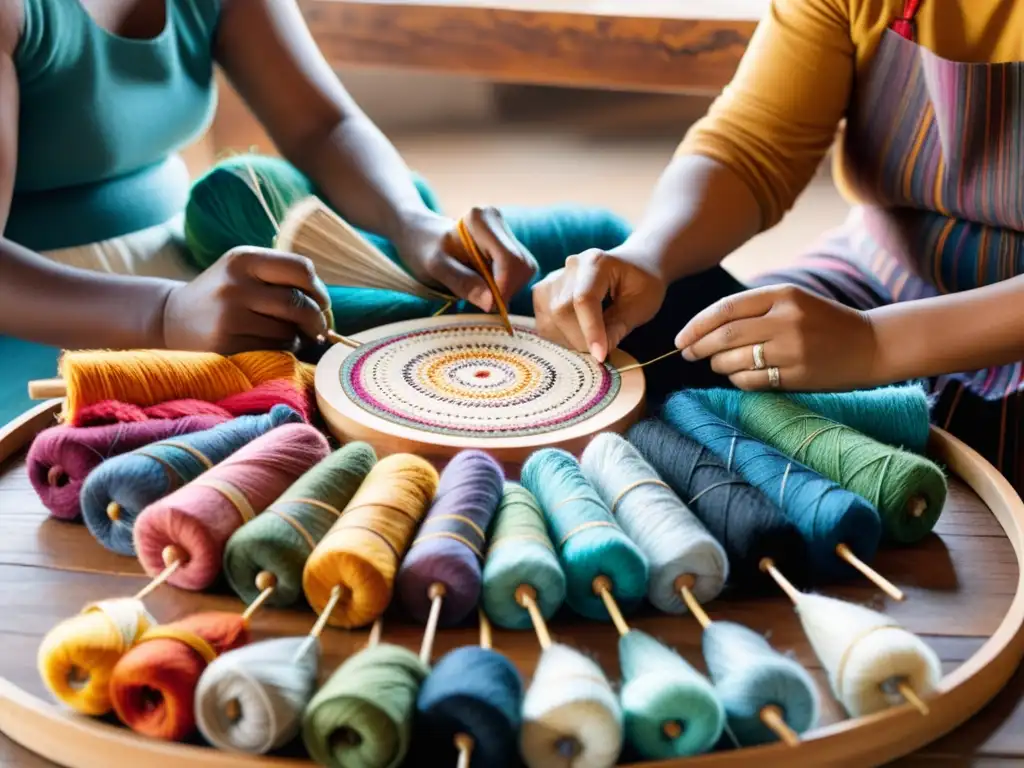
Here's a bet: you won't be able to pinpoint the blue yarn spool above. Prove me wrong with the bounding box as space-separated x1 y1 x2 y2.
661 392 880 583
702 621 819 746
80 405 301 555
521 448 648 621
415 645 524 767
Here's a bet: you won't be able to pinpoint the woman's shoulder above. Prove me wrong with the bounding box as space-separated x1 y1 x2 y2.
0 0 23 58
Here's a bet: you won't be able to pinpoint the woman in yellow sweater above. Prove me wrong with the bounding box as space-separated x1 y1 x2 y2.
534 0 1024 485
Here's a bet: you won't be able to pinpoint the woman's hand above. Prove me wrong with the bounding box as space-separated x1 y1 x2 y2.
676 284 881 391
532 249 667 361
162 247 331 355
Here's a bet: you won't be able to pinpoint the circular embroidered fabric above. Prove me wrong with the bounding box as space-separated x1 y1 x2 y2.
340 324 621 438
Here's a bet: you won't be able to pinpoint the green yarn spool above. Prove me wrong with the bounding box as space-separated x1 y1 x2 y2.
223 442 377 607
303 644 429 768
736 393 947 543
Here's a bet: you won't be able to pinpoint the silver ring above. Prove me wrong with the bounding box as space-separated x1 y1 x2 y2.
768 367 781 388
752 342 766 370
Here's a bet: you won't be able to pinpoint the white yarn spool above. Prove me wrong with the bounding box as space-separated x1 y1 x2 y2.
580 433 728 613
195 636 320 754
520 643 623 768
795 592 941 717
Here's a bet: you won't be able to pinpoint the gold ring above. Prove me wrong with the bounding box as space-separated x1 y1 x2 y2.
752 342 766 370
768 367 781 388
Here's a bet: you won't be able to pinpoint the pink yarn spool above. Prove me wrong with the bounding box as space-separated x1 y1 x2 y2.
27 415 229 521
132 423 330 590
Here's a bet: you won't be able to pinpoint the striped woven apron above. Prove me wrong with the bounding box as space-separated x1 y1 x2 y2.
753 0 1024 488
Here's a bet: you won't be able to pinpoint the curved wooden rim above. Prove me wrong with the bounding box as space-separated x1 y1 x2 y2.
0 403 1022 767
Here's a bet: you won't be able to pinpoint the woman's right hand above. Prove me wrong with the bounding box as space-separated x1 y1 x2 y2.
532 248 667 362
162 247 332 355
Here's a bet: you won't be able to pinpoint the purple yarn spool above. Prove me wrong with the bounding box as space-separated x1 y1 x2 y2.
396 450 504 626
27 415 228 521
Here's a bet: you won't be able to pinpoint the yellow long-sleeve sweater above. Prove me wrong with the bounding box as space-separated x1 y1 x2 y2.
677 0 1024 229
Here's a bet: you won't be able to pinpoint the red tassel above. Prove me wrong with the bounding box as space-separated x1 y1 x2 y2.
890 0 923 41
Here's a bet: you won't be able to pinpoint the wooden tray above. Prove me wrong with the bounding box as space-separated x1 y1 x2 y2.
0 399 1022 767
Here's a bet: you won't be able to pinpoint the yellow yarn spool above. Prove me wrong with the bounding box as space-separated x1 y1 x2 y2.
36 598 155 715
302 454 438 628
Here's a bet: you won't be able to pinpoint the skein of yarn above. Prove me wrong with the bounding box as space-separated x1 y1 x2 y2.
36 598 155 716
581 433 729 613
481 483 567 630
195 635 320 754
303 454 439 628
27 414 227 521
521 449 648 621
520 643 623 768
81 406 302 556
109 611 250 740
396 450 504 626
224 442 377 608
133 422 330 590
662 393 882 583
303 643 430 768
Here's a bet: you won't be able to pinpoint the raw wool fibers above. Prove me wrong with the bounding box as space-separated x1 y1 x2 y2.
626 419 810 591
302 643 430 768
195 636 320 754
27 414 227 521
520 643 623 768
415 645 524 768
618 629 724 760
36 598 155 716
661 392 882 583
303 454 439 628
580 433 728 613
224 442 378 608
109 611 250 741
795 592 941 717
81 406 302 556
701 621 819 746
521 448 648 622
133 423 330 590
482 483 567 630
396 450 504 626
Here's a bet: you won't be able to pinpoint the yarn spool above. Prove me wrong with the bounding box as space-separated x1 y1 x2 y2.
661 392 883 583
133 423 330 591
108 611 251 740
521 448 648 621
195 635 321 754
303 454 439 629
27 414 227 521
580 433 729 614
696 390 947 544
81 406 302 556
224 442 378 608
396 450 504 627
481 483 567 631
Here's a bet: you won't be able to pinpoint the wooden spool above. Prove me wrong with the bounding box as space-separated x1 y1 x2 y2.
1 396 1023 767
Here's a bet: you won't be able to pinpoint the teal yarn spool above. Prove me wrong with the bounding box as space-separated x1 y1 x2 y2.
302 644 429 768
619 629 724 759
223 442 377 608
701 621 819 746
521 448 648 622
481 483 567 630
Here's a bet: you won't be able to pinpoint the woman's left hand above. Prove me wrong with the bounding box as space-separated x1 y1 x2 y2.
675 284 882 391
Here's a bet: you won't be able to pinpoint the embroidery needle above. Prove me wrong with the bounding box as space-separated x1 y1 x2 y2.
456 218 515 337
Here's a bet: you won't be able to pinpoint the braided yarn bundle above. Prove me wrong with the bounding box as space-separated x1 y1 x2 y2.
36 598 155 716
581 433 728 613
303 454 439 628
27 414 227 521
396 450 503 626
482 483 567 630
196 636 320 754
303 644 430 768
627 419 809 590
109 611 250 740
662 392 882 582
224 442 378 608
134 423 330 590
82 406 302 555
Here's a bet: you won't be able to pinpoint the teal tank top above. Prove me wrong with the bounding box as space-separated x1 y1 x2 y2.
6 0 220 251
